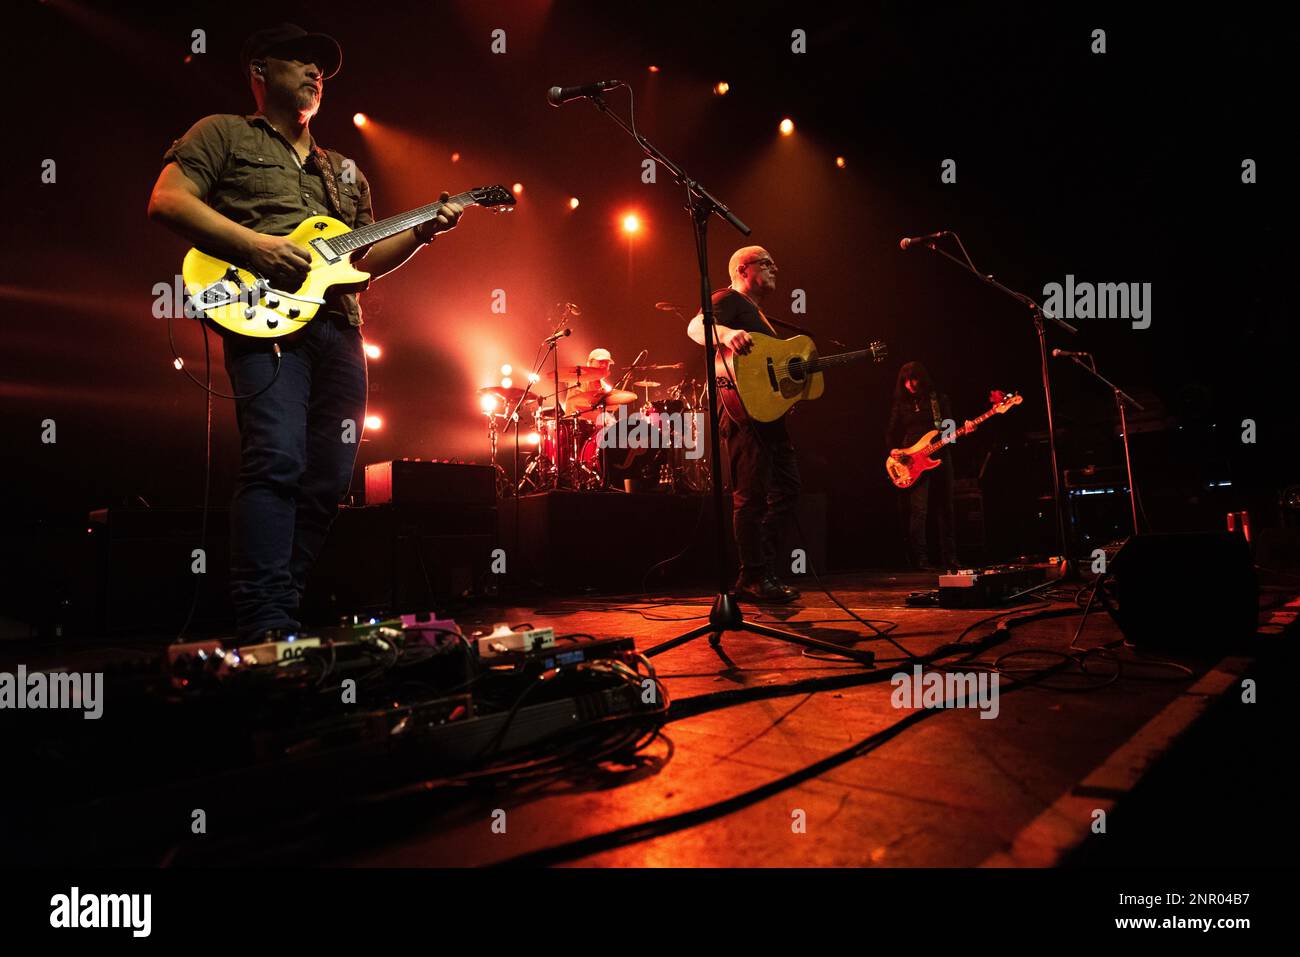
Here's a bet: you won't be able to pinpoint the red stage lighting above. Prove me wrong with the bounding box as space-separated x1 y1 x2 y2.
364 342 382 359
364 414 383 430
569 197 580 210
648 65 660 73
714 81 730 95
451 151 461 163
621 213 642 234
512 182 524 196
353 113 369 129
835 156 846 169
779 118 795 136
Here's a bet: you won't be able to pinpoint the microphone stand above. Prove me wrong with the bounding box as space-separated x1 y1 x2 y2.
585 93 874 666
909 233 1078 569
1063 354 1144 537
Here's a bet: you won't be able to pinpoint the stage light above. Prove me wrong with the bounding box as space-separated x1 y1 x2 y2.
364 414 383 430
501 376 513 389
353 113 368 129
714 81 730 96
500 364 512 376
568 196 580 210
512 182 524 196
648 65 660 73
779 118 795 136
364 342 382 359
173 357 183 370
526 431 541 446
451 151 461 163
835 156 846 168
622 213 642 234
528 372 540 383
480 394 499 413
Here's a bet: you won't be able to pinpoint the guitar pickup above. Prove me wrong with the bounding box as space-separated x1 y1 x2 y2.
309 237 342 263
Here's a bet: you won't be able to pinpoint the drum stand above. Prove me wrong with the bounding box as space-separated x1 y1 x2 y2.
485 409 513 498
586 93 875 667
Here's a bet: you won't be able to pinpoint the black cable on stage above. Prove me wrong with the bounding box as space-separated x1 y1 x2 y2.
490 681 974 868
489 600 1180 866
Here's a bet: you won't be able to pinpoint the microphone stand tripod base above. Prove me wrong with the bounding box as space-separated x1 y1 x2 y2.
643 593 875 665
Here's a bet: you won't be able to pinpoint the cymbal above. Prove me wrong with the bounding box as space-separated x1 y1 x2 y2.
631 380 661 388
629 362 685 370
558 365 610 382
568 389 638 412
477 385 534 405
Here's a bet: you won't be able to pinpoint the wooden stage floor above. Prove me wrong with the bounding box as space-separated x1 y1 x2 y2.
314 570 1293 868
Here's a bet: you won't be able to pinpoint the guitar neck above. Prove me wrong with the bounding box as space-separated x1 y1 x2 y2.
806 349 875 373
331 190 479 253
920 405 999 455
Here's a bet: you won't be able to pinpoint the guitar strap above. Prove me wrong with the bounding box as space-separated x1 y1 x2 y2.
307 145 347 221
929 391 943 430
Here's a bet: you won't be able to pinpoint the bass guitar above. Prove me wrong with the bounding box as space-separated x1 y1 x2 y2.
885 390 1022 489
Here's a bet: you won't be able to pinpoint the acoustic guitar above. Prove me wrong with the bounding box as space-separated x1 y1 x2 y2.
715 332 888 423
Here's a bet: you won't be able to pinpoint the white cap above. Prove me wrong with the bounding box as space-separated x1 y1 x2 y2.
587 348 612 364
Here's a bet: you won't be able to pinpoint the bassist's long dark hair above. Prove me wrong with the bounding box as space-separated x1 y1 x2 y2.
893 361 936 404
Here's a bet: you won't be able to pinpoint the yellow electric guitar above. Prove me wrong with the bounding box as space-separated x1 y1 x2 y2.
715 332 888 423
885 390 1022 488
182 184 515 338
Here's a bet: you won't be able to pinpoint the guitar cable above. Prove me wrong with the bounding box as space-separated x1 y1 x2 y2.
167 309 283 400
167 314 283 641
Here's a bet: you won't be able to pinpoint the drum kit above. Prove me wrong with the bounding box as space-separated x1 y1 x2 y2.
478 360 712 496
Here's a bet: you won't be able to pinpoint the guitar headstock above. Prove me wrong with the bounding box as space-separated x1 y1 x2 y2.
989 390 1023 414
869 340 888 363
469 184 517 211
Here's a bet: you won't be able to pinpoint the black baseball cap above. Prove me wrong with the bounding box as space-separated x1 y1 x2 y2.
241 23 342 80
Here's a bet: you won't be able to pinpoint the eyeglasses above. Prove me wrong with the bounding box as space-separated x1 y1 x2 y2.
744 259 776 270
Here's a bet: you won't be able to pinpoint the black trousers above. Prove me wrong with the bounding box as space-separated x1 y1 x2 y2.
721 414 801 582
899 454 957 568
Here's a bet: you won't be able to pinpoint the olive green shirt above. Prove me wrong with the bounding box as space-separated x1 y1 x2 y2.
162 113 374 326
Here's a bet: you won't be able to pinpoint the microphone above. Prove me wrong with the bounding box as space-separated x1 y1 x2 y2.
899 231 949 250
544 328 573 344
547 80 623 106
1051 349 1091 358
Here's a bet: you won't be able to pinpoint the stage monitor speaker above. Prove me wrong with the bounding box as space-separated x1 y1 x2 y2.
1110 532 1257 654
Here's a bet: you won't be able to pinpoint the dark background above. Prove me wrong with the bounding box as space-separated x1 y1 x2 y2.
1 1 1290 589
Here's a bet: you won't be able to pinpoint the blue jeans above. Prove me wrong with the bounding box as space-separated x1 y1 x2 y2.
222 315 367 640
